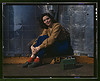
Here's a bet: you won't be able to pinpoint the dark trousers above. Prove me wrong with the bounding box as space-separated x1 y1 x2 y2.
29 35 73 58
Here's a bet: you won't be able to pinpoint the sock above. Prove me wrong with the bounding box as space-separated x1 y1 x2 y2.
34 57 40 63
28 57 34 63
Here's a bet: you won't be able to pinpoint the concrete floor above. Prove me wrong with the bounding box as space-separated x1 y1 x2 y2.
3 63 94 78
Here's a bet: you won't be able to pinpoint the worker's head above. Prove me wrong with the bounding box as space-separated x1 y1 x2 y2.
39 13 57 29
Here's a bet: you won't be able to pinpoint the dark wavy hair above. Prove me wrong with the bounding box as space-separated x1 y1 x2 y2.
39 13 57 29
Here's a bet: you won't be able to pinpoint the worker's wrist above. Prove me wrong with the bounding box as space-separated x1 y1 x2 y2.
36 46 41 51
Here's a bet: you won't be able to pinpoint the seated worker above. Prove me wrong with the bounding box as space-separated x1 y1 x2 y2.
22 13 73 68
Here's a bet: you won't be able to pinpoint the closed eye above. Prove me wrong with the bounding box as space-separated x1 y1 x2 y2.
46 18 50 20
43 18 50 22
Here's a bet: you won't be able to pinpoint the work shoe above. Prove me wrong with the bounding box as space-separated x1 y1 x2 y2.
28 61 41 68
28 56 41 68
22 61 32 68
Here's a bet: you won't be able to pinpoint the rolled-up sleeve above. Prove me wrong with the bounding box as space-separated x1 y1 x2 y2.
39 23 61 49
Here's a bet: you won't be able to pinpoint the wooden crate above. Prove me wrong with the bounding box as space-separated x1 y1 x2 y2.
75 56 94 64
3 56 94 64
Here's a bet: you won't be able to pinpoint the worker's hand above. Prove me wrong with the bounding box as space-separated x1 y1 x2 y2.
31 45 36 55
31 45 35 51
35 46 40 52
31 46 40 55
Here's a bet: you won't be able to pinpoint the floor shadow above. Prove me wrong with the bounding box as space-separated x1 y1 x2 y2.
63 64 83 70
75 64 83 68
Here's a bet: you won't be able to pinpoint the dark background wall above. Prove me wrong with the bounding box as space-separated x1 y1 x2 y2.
3 4 94 57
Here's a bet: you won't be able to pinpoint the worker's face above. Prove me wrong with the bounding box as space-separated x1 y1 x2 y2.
43 16 52 26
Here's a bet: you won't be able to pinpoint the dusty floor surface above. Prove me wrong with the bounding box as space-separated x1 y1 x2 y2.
3 63 94 78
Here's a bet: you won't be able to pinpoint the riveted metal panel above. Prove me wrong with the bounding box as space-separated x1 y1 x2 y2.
58 5 94 57
3 4 94 57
